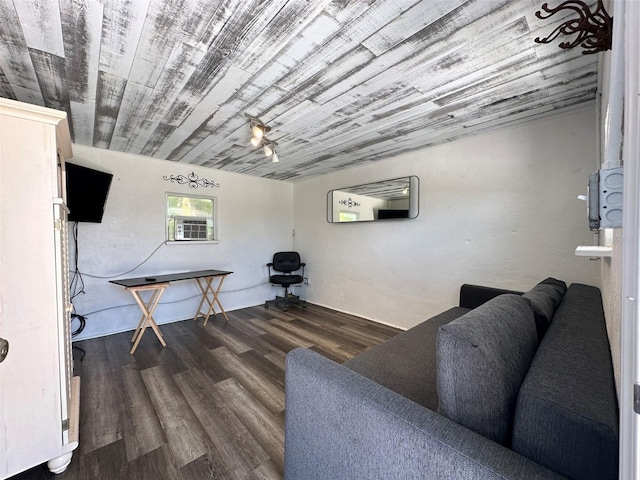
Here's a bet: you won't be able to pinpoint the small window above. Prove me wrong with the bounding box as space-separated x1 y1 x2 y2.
166 193 217 242
339 211 359 222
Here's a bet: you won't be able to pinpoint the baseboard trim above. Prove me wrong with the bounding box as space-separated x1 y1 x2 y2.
305 301 407 331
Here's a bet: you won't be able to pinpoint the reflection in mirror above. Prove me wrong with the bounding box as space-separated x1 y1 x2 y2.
327 176 419 223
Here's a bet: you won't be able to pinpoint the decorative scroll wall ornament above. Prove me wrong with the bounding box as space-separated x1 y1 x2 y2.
534 0 613 55
163 172 220 189
339 198 361 207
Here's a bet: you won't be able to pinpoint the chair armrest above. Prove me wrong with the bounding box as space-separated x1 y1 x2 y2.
267 263 274 267
459 284 523 309
285 348 566 480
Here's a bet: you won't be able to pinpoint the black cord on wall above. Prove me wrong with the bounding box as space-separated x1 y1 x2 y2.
69 222 86 337
66 224 271 338
71 313 86 337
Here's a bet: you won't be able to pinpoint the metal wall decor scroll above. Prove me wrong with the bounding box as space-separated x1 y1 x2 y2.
339 198 361 207
534 0 612 55
163 172 220 189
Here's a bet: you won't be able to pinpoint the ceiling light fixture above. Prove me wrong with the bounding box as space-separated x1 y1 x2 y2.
246 113 281 164
247 115 270 146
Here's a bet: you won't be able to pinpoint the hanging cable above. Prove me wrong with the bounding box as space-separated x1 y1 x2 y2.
67 226 165 337
77 280 270 317
68 222 87 337
78 241 166 279
71 313 86 337
69 222 85 301
67 227 271 335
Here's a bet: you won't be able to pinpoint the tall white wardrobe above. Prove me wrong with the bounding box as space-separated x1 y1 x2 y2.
0 98 80 478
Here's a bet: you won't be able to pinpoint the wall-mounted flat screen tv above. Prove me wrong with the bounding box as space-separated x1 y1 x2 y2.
66 162 113 223
377 209 409 219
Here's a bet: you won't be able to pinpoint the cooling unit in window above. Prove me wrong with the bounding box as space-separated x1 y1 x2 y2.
175 216 208 241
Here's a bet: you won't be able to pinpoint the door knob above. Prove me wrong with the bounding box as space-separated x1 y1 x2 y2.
0 338 8 363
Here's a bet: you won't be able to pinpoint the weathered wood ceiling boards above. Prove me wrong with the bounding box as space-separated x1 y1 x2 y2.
0 0 598 180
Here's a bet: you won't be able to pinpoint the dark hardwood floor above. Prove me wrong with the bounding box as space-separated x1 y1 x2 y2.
10 303 400 480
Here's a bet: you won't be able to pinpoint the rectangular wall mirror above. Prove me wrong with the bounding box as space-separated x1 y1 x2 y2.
327 176 419 223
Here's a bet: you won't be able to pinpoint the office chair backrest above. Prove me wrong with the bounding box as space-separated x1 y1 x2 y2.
272 251 301 273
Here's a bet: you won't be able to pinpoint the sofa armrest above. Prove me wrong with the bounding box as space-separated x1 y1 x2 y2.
459 284 523 309
285 348 566 480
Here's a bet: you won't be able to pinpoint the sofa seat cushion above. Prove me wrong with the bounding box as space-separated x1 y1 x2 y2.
512 284 618 480
521 277 567 340
436 295 538 445
344 307 470 411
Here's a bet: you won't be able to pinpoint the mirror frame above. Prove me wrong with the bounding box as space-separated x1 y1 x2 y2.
327 175 419 223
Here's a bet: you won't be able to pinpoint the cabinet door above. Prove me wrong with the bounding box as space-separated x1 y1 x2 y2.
0 111 63 479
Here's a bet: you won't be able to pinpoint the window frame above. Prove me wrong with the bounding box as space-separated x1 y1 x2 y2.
165 192 219 244
338 210 360 222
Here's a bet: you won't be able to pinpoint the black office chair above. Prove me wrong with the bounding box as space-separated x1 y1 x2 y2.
265 251 306 311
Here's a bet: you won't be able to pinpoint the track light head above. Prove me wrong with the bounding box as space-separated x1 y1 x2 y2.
252 124 264 139
245 113 280 163
246 115 270 137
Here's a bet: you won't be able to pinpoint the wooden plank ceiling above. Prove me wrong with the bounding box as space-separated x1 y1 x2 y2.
0 0 598 181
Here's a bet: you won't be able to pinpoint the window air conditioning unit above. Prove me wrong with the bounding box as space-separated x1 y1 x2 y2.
175 216 208 240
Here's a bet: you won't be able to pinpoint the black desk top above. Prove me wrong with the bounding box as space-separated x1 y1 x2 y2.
109 269 233 288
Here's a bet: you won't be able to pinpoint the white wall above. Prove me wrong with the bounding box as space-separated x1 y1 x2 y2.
294 106 601 330
602 229 622 392
598 0 626 396
69 145 293 340
69 106 602 338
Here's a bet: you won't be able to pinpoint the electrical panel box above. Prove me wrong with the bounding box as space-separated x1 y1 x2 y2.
585 167 624 230
599 167 624 228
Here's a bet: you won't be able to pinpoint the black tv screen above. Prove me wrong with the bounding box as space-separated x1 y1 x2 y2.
377 209 409 219
66 162 113 223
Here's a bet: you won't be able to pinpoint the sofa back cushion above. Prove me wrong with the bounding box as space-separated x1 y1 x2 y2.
512 284 619 480
436 294 538 445
458 284 523 309
521 277 567 340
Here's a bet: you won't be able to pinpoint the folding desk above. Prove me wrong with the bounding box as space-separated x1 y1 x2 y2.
110 269 233 354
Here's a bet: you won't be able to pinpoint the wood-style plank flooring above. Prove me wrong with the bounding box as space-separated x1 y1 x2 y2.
10 303 400 480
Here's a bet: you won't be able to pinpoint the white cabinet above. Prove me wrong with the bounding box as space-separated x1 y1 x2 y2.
0 99 80 478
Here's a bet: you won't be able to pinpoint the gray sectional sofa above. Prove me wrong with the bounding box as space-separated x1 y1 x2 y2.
284 280 618 479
